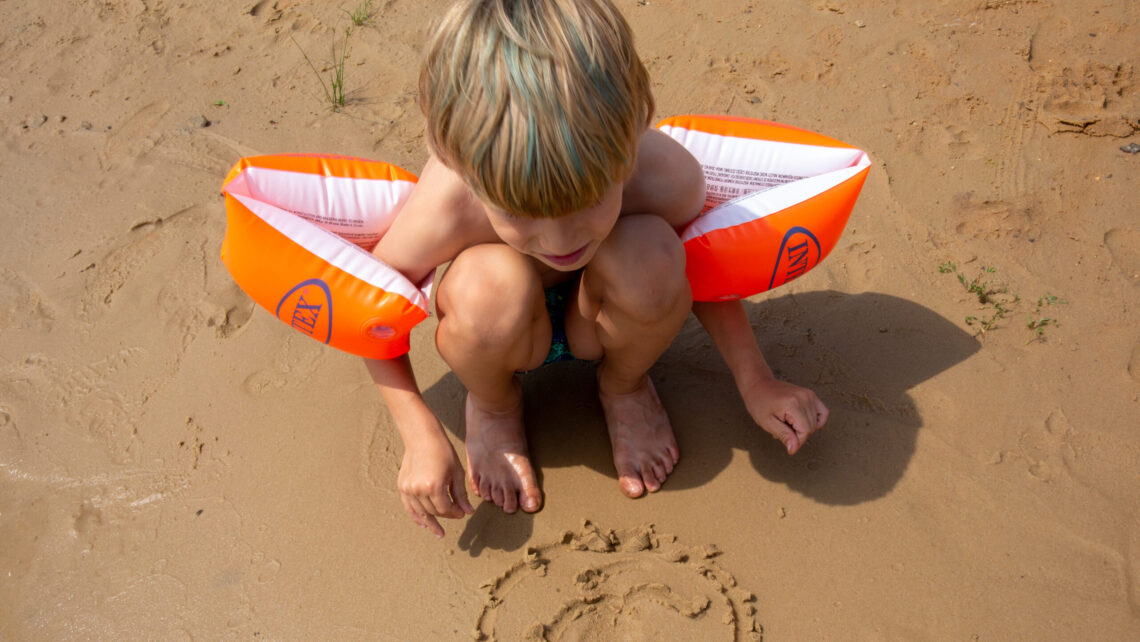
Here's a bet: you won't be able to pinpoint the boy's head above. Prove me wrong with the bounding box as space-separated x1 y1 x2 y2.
420 0 654 218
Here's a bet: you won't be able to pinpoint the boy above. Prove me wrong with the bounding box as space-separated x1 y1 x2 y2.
368 0 828 538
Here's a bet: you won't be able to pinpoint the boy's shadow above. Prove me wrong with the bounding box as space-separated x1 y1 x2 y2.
424 291 979 552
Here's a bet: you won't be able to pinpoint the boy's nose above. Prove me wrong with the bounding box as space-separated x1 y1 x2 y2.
536 224 583 256
540 239 582 257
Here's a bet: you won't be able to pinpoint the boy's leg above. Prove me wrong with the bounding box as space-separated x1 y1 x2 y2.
435 244 550 514
565 215 692 498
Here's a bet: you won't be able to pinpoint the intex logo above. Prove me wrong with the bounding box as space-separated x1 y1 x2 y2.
276 278 333 344
768 226 821 290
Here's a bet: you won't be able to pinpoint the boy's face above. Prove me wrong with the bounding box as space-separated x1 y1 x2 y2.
483 184 623 271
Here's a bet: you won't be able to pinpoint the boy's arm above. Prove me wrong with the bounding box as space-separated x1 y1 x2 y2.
693 300 828 454
366 355 474 538
365 159 489 537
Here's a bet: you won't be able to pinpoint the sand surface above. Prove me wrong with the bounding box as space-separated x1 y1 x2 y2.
2 0 1139 639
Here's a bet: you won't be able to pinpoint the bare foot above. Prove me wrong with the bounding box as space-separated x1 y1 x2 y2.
464 388 543 514
597 372 679 498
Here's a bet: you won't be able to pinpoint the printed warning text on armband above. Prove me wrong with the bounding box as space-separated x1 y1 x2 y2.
702 164 802 208
289 209 366 228
337 231 381 243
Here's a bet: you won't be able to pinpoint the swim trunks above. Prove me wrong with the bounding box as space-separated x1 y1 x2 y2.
541 279 578 366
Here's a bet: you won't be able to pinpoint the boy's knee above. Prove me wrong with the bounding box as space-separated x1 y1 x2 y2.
438 245 541 343
593 216 689 318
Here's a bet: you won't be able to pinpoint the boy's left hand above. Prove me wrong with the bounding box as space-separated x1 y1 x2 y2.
740 377 828 455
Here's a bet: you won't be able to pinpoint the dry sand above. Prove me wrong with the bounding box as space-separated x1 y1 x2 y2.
2 0 1139 639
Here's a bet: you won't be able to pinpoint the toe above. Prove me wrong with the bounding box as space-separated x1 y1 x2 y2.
620 474 646 498
641 462 661 492
513 456 542 512
502 488 519 514
615 458 645 498
521 488 542 512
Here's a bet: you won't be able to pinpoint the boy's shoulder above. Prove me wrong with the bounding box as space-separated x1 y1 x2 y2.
372 157 498 283
621 128 706 229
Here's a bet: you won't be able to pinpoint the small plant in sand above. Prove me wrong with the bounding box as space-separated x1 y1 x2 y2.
937 261 1067 342
1025 294 1066 344
292 24 354 109
342 0 375 27
939 262 1066 342
939 262 1004 305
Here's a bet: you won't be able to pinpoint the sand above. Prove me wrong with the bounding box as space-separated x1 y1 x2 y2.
1 0 1138 639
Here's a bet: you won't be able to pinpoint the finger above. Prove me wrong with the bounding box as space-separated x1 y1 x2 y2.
797 398 817 439
784 429 801 455
401 496 425 529
814 397 830 430
429 486 463 520
763 415 799 454
793 396 826 447
451 473 475 515
407 496 446 538
784 405 816 454
405 496 444 537
414 489 441 518
422 513 445 538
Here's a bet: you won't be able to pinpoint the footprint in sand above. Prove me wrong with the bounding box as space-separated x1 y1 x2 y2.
474 521 762 642
240 332 328 396
81 205 208 318
1037 62 1139 138
1015 409 1078 482
0 268 55 332
0 349 147 466
81 203 254 359
951 193 1036 242
204 281 257 340
101 99 171 169
1104 228 1140 286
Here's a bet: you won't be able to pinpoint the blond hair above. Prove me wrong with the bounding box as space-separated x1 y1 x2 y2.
420 0 654 218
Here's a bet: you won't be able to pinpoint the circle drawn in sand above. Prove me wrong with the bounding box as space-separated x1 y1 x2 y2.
474 521 762 641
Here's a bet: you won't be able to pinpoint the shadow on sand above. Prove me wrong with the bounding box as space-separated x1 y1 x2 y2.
425 291 979 553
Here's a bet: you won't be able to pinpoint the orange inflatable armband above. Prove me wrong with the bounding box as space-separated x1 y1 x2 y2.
221 154 429 359
658 115 871 301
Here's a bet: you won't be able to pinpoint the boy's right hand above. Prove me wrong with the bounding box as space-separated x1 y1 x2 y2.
398 429 474 538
